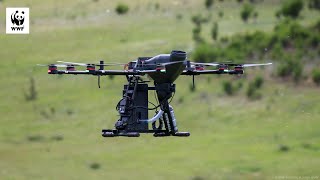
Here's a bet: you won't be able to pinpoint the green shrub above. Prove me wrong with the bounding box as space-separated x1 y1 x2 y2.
308 0 320 10
253 76 264 89
205 0 214 9
277 63 291 77
115 3 129 15
293 62 303 83
220 36 229 43
277 58 303 82
312 68 320 85
278 144 290 152
89 163 101 170
246 82 262 100
211 22 218 41
222 81 234 96
275 11 281 19
176 14 183 20
236 81 243 90
51 135 64 141
218 11 224 18
24 77 37 101
253 11 258 20
278 0 304 19
193 43 223 62
192 26 203 43
155 3 160 10
27 135 45 142
240 3 254 22
191 14 207 26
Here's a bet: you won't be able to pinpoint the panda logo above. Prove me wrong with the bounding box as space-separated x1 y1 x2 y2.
11 10 25 26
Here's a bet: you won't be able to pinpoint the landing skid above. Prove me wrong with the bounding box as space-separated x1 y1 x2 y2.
102 129 190 137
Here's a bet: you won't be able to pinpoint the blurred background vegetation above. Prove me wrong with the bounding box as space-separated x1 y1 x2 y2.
0 0 319 179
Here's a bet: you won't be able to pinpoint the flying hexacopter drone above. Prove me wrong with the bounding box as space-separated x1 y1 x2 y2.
39 50 271 137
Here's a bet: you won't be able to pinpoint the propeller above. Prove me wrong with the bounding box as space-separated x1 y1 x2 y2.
190 62 272 67
242 63 273 67
57 61 127 66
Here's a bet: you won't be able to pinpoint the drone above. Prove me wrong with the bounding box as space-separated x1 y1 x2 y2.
39 50 272 137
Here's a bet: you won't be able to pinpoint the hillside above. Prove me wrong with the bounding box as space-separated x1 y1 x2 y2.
0 0 319 179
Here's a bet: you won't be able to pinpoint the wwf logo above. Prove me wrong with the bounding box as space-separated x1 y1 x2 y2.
11 10 25 26
6 7 29 34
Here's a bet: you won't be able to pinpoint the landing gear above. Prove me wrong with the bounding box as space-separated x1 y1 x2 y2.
101 76 190 137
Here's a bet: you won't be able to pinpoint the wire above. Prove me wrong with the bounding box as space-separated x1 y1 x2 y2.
148 101 157 109
168 92 175 104
154 91 159 105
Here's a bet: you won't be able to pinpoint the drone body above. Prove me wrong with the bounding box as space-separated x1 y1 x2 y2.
40 50 271 137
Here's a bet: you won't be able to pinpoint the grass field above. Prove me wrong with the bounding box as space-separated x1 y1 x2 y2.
0 0 319 179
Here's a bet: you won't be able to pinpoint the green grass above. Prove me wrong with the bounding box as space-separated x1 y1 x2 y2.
0 0 319 179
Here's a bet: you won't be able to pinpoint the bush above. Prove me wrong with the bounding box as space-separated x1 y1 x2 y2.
192 26 204 43
253 11 258 20
312 68 320 85
293 62 303 83
308 0 320 10
278 0 304 19
193 43 223 62
218 11 224 18
115 3 129 15
27 135 44 142
205 0 214 9
246 82 262 100
211 22 218 41
176 14 183 20
240 3 254 22
277 58 303 82
191 14 207 26
253 76 264 89
278 144 290 152
24 77 37 101
155 3 160 10
89 162 101 170
222 81 234 96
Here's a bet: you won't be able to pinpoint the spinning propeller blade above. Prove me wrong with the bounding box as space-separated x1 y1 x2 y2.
57 61 127 66
242 63 273 67
190 62 219 66
190 62 272 67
